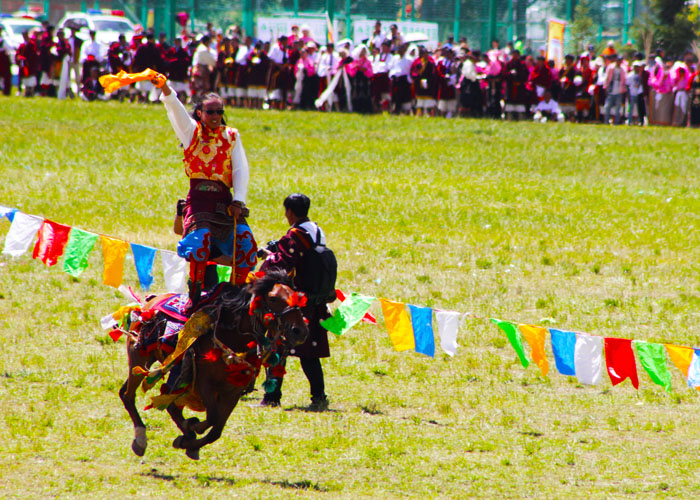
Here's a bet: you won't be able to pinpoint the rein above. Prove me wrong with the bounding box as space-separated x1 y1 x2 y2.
207 290 304 369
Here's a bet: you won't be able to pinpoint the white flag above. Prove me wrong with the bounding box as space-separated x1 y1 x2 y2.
2 212 43 257
435 310 460 357
574 333 603 385
161 250 187 294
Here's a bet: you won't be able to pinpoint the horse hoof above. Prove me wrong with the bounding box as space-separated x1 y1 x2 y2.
173 435 185 449
186 448 200 460
131 440 146 457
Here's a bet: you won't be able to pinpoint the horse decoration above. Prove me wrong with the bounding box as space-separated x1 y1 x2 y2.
112 269 309 460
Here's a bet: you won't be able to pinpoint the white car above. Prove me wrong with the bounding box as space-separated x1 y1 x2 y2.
57 10 136 55
0 16 42 60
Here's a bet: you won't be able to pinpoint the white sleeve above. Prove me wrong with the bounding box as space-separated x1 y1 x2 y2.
160 91 196 149
230 130 249 203
203 49 217 67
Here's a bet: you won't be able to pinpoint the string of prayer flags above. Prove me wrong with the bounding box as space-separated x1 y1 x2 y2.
435 310 460 356
408 305 435 357
380 299 415 352
635 341 672 393
321 293 376 336
336 289 377 324
32 220 72 266
101 236 129 288
518 324 549 376
574 334 603 385
549 329 576 376
130 243 157 291
161 250 187 293
492 319 529 368
2 212 43 257
62 228 99 277
604 337 639 388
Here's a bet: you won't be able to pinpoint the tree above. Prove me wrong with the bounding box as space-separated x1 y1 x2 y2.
630 0 656 56
650 0 697 57
568 0 597 54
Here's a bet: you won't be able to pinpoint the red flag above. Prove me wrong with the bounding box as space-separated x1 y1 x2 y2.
604 337 639 389
108 329 124 342
32 220 72 266
336 289 377 324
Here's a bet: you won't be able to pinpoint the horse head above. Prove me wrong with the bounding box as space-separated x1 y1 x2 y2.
247 269 309 352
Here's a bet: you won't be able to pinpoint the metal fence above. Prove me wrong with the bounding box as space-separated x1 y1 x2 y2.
4 0 641 52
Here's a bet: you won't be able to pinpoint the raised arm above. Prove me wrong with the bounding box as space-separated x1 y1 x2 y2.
159 82 196 148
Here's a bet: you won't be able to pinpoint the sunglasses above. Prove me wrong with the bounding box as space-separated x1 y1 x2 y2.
203 109 224 115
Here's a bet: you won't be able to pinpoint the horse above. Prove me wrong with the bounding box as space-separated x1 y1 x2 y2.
118 269 309 460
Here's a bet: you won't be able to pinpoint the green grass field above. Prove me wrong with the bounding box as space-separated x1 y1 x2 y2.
1 95 700 499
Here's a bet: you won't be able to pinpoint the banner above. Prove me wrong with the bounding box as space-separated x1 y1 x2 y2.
256 16 338 44
546 19 566 69
352 20 439 48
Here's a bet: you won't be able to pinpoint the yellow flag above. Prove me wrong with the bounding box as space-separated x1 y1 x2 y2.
379 298 415 352
665 344 694 377
518 324 549 376
101 236 129 288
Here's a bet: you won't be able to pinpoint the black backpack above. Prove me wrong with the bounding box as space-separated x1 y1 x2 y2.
298 224 337 305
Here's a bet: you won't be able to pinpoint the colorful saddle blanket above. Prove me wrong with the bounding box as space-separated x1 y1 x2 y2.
151 293 189 322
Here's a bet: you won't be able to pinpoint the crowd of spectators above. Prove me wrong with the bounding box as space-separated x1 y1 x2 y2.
2 19 700 126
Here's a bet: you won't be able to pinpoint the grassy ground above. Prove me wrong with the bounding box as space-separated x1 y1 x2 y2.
1 95 700 499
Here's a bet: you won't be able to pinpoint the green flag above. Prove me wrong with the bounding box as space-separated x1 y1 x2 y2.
62 228 98 277
321 293 376 336
635 341 673 393
216 265 232 283
491 318 530 368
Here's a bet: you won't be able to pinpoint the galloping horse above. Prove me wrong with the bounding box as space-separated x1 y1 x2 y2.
118 269 309 460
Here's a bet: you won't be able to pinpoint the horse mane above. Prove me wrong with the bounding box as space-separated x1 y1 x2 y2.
214 268 294 317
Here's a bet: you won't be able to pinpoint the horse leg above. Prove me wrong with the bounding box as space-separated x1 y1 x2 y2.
119 343 152 457
173 384 240 460
167 404 210 437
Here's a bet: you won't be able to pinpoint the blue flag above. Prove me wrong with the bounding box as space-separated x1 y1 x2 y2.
408 305 435 357
0 206 17 222
131 243 157 290
687 349 700 388
550 328 576 376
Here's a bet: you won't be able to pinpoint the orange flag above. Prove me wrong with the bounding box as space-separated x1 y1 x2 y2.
518 324 549 376
665 344 694 377
379 298 415 352
99 69 166 93
101 236 129 288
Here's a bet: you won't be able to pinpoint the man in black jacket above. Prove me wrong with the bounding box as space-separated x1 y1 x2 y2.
257 193 332 411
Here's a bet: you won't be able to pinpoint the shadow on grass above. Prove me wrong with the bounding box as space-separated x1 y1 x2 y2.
140 469 237 486
142 468 324 491
262 479 327 492
283 405 342 414
140 468 177 482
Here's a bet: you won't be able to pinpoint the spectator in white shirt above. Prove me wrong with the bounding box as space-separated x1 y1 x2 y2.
533 90 564 122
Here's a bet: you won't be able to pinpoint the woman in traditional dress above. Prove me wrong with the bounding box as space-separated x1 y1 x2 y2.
649 60 674 125
410 46 437 116
346 44 374 114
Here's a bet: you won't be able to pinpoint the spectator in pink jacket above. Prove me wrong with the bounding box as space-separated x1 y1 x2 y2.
603 54 627 124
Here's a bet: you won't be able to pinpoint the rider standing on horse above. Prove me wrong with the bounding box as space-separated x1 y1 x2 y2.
156 78 257 306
